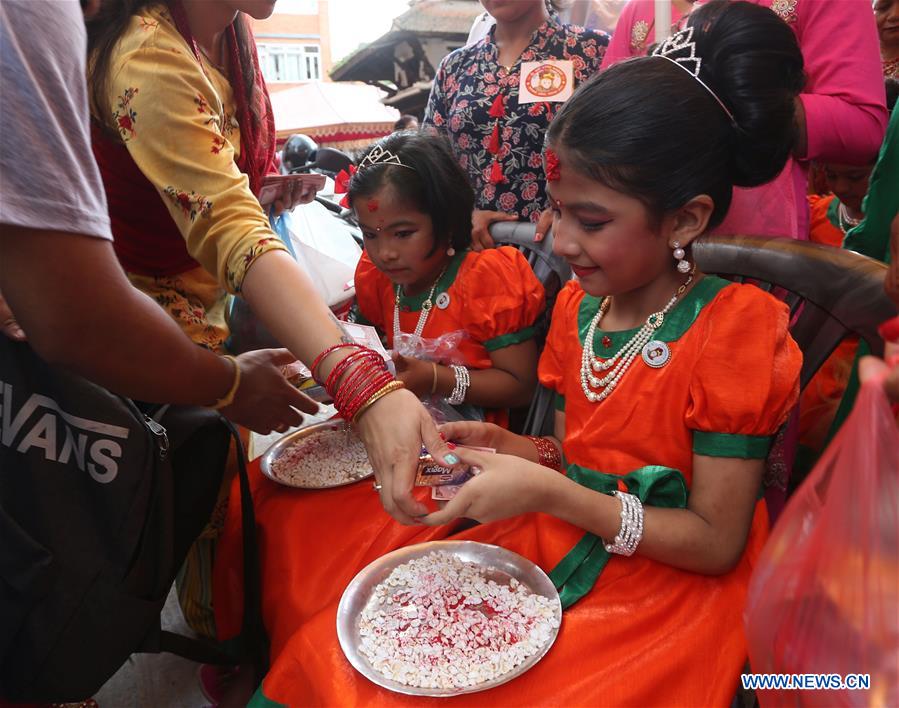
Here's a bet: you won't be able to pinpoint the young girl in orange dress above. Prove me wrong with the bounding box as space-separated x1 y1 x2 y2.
349 132 545 427
227 3 805 706
212 132 544 689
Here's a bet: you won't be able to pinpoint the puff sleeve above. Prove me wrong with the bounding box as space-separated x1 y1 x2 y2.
461 247 545 352
102 19 287 294
538 279 583 411
685 285 801 459
352 251 390 330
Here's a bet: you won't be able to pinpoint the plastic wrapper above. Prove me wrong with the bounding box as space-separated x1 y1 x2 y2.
745 378 899 707
393 331 484 424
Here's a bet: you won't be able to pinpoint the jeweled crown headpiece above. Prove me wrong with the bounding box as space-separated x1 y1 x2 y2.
651 26 737 126
333 143 415 207
358 144 415 171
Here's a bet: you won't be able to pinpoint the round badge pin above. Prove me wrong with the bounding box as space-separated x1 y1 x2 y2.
641 340 670 368
435 292 451 310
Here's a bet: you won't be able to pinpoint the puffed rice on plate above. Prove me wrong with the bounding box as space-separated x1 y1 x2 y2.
358 551 560 690
268 425 372 488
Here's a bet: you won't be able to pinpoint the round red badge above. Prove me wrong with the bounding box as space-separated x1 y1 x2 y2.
525 63 567 98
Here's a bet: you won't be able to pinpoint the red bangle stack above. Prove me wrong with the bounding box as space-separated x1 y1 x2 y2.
312 344 397 421
526 435 562 471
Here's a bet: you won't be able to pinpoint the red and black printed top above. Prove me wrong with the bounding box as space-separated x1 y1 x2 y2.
423 17 608 223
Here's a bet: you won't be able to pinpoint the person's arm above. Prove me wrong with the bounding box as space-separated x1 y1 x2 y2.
421 54 451 132
0 228 319 432
240 249 453 524
0 228 232 401
423 445 762 575
794 0 887 162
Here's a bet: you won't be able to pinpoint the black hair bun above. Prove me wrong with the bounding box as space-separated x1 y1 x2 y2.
688 0 805 188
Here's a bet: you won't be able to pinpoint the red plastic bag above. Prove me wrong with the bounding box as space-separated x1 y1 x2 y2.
745 378 899 707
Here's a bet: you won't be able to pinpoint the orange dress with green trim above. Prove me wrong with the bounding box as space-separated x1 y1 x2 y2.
353 246 545 426
212 246 544 665
220 275 800 708
799 194 858 450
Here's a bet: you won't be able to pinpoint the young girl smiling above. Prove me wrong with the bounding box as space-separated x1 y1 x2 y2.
349 131 546 426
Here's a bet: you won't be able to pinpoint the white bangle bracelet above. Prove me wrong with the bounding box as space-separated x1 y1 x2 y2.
603 490 644 556
446 364 470 405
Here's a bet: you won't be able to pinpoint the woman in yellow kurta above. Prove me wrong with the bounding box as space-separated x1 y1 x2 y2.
85 1 459 639
215 4 805 705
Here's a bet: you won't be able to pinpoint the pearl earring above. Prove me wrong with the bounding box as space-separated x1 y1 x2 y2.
672 241 691 274
446 246 456 257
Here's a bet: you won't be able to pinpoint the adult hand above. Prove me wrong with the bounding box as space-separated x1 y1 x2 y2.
354 387 455 525
534 208 554 243
421 445 556 526
438 420 515 453
0 289 26 341
220 348 319 434
471 209 518 251
271 179 318 216
392 353 435 398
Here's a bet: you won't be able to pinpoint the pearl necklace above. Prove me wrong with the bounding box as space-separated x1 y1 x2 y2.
837 202 862 234
580 272 694 403
393 265 448 341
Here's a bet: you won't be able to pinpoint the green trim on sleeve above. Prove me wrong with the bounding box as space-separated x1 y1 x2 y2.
484 325 536 351
692 430 773 459
554 393 565 411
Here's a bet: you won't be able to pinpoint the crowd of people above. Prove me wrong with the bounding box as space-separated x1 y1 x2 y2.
1 0 897 706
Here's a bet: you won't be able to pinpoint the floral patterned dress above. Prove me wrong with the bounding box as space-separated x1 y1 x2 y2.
423 18 608 223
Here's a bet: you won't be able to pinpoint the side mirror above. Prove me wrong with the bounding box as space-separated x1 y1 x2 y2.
312 147 353 176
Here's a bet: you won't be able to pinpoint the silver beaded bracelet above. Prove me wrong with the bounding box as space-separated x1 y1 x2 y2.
603 490 644 556
446 364 470 405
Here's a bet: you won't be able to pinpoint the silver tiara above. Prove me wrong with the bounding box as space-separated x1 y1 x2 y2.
358 145 414 170
651 26 737 126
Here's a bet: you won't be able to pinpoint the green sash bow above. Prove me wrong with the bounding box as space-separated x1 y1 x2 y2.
548 464 689 609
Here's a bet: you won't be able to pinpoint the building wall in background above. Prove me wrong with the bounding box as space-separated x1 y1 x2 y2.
248 0 333 92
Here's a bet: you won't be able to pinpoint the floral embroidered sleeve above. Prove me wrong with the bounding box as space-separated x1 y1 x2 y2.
104 19 286 293
422 54 452 134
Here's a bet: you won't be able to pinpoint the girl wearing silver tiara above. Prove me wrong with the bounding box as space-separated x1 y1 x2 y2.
215 2 805 705
347 132 545 428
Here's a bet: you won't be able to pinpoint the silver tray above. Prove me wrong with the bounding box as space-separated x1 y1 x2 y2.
259 420 374 489
336 540 562 697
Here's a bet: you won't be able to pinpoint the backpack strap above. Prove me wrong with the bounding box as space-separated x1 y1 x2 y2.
155 416 269 678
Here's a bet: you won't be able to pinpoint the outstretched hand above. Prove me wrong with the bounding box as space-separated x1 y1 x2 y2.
220 349 319 434
355 387 457 524
421 444 557 526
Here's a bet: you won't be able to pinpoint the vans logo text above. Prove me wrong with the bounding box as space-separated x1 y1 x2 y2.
0 381 130 483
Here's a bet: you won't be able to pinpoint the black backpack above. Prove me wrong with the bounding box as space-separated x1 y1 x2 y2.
0 340 268 702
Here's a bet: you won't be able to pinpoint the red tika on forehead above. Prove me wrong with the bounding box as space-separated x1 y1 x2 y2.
544 148 561 181
366 198 379 213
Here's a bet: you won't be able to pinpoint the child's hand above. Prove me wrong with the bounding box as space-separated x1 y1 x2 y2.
392 352 435 398
439 420 514 453
421 445 558 525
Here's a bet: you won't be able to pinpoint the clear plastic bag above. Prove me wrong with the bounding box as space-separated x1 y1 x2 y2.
393 331 484 423
745 378 899 706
